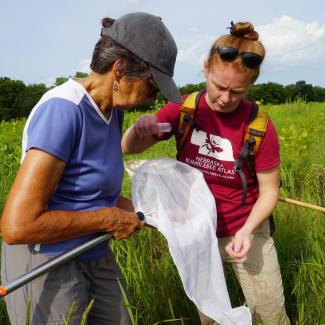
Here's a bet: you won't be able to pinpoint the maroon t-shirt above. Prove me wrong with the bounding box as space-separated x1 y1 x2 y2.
156 92 280 237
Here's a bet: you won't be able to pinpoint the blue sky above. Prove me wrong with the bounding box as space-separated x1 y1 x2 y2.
1 0 325 87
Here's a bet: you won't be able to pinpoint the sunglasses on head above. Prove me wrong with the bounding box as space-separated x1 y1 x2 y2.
210 46 263 69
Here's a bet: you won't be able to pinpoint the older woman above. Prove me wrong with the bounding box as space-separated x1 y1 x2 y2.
1 12 181 325
122 21 290 325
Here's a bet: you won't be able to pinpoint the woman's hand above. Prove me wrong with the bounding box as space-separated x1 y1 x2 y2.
225 167 280 259
225 225 253 259
103 208 145 240
134 114 161 137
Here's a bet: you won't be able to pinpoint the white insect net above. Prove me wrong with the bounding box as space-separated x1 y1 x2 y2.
131 158 251 325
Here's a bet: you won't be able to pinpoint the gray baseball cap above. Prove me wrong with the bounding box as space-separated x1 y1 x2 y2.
101 12 182 103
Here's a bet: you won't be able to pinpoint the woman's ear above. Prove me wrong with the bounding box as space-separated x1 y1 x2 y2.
203 59 209 78
112 59 124 81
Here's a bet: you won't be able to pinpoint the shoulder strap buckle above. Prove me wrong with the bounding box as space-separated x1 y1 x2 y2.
176 90 205 159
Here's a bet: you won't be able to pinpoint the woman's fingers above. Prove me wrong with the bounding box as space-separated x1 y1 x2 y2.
107 210 145 240
225 236 251 259
134 115 161 137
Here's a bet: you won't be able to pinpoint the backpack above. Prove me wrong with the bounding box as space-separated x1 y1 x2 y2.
175 90 269 208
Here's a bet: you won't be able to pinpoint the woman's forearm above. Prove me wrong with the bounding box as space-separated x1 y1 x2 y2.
1 206 137 244
122 126 157 154
243 188 278 233
243 167 280 233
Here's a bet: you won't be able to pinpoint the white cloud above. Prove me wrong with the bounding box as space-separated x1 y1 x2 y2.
177 33 216 65
177 16 325 71
257 16 325 65
76 59 91 74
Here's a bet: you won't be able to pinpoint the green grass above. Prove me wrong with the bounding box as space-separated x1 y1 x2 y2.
0 101 325 324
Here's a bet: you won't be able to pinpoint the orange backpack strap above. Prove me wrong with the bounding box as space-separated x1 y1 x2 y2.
176 91 204 159
235 103 270 207
244 104 270 154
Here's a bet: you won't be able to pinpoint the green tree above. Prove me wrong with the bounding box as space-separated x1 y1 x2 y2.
284 84 297 102
54 77 69 86
247 84 264 102
179 82 206 95
14 83 48 118
295 80 314 102
74 71 89 78
0 77 26 120
313 86 325 102
247 82 286 104
54 72 88 87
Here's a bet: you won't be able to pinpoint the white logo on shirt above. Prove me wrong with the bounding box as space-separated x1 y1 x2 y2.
191 129 235 162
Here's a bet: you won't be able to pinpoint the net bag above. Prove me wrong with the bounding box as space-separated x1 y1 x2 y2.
131 158 251 325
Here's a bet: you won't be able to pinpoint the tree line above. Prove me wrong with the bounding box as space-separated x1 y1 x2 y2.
1 73 325 121
177 80 325 105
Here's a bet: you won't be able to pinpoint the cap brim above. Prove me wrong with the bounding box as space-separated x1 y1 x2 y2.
150 67 183 104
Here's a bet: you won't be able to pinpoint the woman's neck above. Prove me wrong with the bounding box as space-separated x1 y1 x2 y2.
79 72 113 118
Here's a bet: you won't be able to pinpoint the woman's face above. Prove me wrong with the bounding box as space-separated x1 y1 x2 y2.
113 77 158 109
204 62 253 113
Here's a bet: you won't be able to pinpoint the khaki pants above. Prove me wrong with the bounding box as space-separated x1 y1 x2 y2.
199 221 290 325
1 242 132 325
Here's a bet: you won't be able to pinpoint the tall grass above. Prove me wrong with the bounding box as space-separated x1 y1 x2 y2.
0 101 324 324
264 101 325 324
0 119 24 212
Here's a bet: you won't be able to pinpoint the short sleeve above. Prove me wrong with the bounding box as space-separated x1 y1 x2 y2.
155 101 182 140
255 118 281 172
26 98 82 162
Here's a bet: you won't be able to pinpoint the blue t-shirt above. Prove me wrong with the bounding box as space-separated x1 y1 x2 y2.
22 79 124 260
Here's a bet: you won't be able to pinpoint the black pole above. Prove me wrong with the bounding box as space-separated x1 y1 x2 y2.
0 233 110 297
0 211 145 297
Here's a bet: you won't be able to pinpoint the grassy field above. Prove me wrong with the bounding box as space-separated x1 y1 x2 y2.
0 101 324 324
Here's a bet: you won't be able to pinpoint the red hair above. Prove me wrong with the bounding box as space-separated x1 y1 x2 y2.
207 22 265 83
